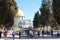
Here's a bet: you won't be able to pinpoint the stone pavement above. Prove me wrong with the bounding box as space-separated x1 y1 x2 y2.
0 33 60 40
0 38 60 40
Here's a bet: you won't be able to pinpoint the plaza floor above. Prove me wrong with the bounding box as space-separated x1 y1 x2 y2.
0 33 60 40
0 38 60 40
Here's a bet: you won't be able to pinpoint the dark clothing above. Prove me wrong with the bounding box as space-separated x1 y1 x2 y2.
12 31 16 40
57 32 60 37
0 31 2 38
42 30 44 35
51 30 53 37
47 31 50 35
19 31 21 38
42 30 44 37
27 30 29 35
12 32 16 36
27 30 30 38
38 31 40 37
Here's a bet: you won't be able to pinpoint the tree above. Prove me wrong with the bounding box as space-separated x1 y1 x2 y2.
49 13 59 29
52 0 60 24
33 11 40 28
0 0 18 29
39 14 42 26
40 0 50 26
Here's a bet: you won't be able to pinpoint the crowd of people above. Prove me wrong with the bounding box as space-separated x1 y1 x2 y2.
26 28 53 38
0 29 21 40
0 28 60 40
26 28 60 38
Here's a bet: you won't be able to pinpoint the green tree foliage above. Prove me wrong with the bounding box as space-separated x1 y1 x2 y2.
52 0 60 24
40 0 50 26
39 14 42 25
33 11 40 28
0 0 18 29
49 13 58 29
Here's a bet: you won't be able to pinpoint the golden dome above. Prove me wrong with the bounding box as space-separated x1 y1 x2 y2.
16 9 24 16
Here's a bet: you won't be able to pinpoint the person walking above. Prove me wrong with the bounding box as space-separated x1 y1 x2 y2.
57 32 60 37
19 31 21 39
51 29 53 37
0 30 2 38
4 29 8 40
38 31 40 38
29 30 33 38
27 29 30 38
35 30 38 38
12 31 16 40
42 30 44 37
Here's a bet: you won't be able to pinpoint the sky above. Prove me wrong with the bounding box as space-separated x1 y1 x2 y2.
16 0 42 20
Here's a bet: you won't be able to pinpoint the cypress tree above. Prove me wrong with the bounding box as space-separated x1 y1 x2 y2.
33 11 40 28
52 0 60 24
40 0 50 26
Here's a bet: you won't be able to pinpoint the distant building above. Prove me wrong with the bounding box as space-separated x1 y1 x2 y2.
18 20 33 28
13 9 33 30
